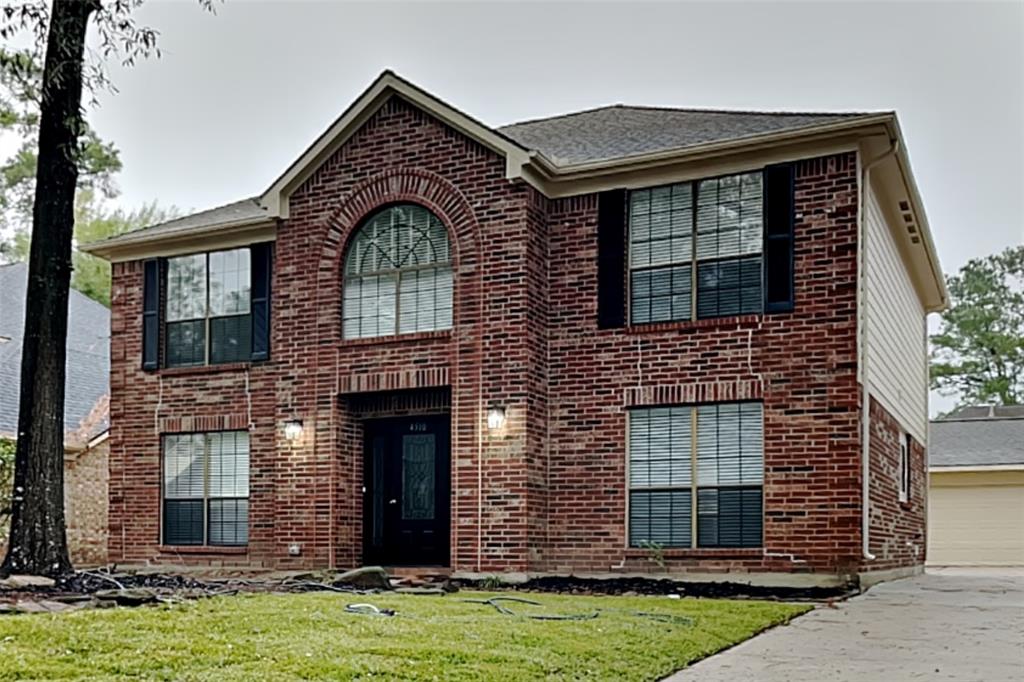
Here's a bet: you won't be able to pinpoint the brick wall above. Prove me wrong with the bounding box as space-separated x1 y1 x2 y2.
866 396 927 570
543 153 863 575
1 442 109 568
65 441 109 567
106 95 926 578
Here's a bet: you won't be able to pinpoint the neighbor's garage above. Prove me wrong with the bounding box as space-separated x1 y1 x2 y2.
928 408 1024 567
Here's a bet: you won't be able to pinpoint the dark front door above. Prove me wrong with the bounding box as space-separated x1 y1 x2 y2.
363 415 450 566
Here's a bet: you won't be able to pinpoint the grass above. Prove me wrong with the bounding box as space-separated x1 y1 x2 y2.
0 591 809 681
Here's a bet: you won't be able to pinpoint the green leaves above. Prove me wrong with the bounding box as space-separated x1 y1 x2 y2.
0 437 13 542
71 190 180 306
931 246 1024 408
0 48 174 305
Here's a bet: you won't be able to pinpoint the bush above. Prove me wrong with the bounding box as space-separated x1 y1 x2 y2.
0 438 13 546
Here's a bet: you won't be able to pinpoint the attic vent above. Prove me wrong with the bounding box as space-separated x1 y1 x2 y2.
910 236 921 244
898 204 918 237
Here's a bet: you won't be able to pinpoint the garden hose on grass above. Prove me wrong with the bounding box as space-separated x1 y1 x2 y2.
461 596 694 626
344 603 396 617
342 596 695 626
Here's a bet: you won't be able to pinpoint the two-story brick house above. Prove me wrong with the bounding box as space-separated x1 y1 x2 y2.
83 72 946 588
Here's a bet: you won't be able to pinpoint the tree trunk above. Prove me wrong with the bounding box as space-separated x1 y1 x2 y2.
1 0 100 578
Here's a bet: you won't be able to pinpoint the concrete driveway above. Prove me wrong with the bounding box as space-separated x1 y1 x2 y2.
667 568 1024 681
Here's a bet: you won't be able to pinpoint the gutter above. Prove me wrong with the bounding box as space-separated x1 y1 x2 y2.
79 217 277 260
930 464 1024 474
859 136 899 562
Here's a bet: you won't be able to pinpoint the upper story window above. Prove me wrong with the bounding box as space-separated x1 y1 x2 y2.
142 243 270 371
343 204 453 339
165 248 252 367
629 172 764 324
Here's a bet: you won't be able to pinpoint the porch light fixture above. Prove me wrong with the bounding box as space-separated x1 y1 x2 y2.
486 405 507 431
283 419 304 442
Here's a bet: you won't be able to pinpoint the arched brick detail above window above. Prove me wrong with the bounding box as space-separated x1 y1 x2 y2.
320 168 481 275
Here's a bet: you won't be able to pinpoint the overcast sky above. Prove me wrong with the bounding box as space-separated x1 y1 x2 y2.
74 0 1023 411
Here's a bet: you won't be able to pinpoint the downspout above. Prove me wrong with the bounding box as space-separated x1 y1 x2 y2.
859 137 899 562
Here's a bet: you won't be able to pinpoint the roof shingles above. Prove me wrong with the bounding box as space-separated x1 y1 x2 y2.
87 100 882 246
929 417 1024 468
0 262 109 439
498 105 879 166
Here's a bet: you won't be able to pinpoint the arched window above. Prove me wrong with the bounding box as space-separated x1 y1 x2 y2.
343 204 453 339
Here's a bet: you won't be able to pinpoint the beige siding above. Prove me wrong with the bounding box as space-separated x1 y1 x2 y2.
928 470 1024 566
864 182 928 443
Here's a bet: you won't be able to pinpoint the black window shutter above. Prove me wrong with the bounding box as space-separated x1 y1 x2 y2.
597 189 627 328
763 163 796 313
250 242 272 361
142 259 160 370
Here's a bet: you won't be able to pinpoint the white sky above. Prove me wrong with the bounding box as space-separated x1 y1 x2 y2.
36 0 1024 413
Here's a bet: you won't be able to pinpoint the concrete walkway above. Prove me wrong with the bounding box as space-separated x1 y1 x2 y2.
667 568 1024 681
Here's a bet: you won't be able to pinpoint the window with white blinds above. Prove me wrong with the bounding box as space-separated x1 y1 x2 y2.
162 431 249 546
343 204 453 339
629 172 763 323
166 248 252 367
628 402 763 548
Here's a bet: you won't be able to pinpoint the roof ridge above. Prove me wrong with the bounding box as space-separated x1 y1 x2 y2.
932 416 1024 423
498 103 886 129
498 104 628 129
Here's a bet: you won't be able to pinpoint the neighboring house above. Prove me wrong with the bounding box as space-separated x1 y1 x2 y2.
0 261 110 566
928 406 1024 567
81 72 946 588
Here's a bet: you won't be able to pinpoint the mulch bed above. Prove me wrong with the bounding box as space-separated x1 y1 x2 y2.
467 575 857 601
1 566 853 615
0 566 417 614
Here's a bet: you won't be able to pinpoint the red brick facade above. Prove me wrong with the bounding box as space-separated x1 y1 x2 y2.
867 396 928 570
106 96 926 580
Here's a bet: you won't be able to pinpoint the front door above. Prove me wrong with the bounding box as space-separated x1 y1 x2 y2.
363 415 450 566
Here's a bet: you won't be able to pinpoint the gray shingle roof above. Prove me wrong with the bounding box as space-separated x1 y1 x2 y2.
929 416 1024 468
942 405 1024 420
0 262 109 439
498 105 880 166
89 101 883 247
89 197 267 249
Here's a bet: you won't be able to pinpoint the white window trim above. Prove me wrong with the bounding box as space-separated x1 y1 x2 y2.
898 431 910 503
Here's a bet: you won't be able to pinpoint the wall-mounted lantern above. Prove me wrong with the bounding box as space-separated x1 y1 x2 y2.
283 419 304 442
486 404 507 431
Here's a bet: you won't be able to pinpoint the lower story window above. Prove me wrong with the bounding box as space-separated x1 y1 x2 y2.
162 431 250 546
628 402 763 549
899 431 911 502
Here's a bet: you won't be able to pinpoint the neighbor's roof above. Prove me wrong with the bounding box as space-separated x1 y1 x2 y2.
0 262 110 439
498 105 877 167
929 410 1024 468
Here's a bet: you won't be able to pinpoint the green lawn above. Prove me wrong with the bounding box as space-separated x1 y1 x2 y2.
0 591 809 681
